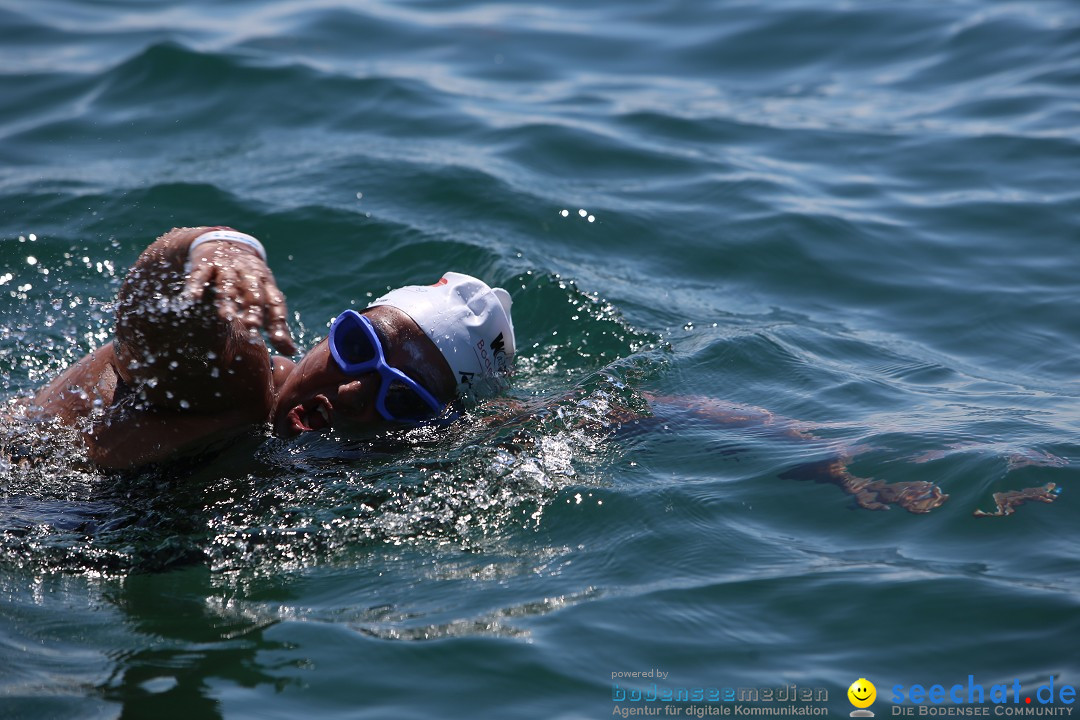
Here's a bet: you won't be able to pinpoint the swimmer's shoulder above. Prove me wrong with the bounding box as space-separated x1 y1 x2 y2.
29 342 121 425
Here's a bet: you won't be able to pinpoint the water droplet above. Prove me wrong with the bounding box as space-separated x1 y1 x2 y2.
355 191 363 200
179 400 190 409
559 209 569 217
139 676 178 694
26 256 37 266
578 209 587 217
587 215 595 223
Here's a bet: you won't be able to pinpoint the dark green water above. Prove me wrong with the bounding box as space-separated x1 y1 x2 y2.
1 1 1079 718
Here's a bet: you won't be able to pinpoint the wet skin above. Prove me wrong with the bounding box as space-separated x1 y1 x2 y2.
29 227 455 468
30 227 292 468
272 305 457 438
27 228 1064 519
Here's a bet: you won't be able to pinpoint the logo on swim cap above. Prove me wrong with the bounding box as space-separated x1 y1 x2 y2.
369 272 516 398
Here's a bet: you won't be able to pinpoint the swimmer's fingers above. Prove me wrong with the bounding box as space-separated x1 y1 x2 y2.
184 241 258 308
219 262 297 355
182 242 295 353
232 271 264 330
184 257 217 303
974 483 1060 518
854 489 889 511
222 268 268 338
213 273 243 326
183 235 236 302
895 483 948 514
187 261 242 325
262 279 297 355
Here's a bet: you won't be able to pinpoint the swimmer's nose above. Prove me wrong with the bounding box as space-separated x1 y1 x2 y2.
334 377 380 422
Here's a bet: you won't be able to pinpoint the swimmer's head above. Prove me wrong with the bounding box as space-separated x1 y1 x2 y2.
272 272 515 437
368 272 516 399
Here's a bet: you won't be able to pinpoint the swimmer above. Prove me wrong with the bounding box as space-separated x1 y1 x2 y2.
23 227 1058 519
28 226 515 469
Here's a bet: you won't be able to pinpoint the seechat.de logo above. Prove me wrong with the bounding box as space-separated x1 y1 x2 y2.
849 678 877 717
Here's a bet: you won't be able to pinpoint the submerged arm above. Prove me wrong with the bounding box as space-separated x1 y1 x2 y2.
641 394 1068 517
640 393 949 513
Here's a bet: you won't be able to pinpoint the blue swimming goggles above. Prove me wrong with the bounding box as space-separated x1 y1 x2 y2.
328 309 445 423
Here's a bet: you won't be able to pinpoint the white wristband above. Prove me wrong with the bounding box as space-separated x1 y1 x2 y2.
185 229 267 273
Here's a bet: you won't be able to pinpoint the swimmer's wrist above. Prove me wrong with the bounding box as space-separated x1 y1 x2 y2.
184 229 267 273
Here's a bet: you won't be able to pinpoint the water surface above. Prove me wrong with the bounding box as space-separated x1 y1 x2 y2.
1 1 1079 718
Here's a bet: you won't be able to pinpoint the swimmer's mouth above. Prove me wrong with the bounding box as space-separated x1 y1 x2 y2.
286 394 333 435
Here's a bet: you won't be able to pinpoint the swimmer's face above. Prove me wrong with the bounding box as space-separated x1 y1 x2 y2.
272 305 455 437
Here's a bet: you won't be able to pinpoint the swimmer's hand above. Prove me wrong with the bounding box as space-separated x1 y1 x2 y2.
851 478 949 514
183 238 297 355
780 456 949 513
973 483 1060 518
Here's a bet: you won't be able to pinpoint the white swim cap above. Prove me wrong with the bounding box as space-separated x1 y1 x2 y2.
369 272 516 397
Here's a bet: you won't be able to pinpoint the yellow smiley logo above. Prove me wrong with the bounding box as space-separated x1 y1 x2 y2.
848 678 877 709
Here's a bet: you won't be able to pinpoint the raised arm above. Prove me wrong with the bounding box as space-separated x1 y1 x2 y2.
112 226 295 410
31 226 296 469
